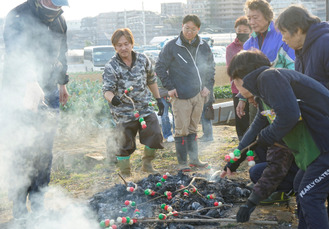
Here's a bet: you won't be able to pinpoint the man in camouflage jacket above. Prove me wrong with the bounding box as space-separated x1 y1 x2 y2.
102 28 164 176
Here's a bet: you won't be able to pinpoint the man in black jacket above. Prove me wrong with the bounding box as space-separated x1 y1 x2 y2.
155 14 215 171
1 0 69 220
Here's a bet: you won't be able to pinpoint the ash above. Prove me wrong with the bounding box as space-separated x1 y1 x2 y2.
89 171 251 228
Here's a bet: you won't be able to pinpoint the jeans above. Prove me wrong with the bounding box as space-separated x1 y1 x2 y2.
293 152 329 229
201 105 213 139
161 97 174 139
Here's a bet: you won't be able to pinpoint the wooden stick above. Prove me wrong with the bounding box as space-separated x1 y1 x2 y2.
117 173 138 191
179 204 233 214
210 141 257 180
137 218 278 225
117 173 128 187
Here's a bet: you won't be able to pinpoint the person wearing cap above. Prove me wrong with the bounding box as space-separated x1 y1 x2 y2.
1 0 69 220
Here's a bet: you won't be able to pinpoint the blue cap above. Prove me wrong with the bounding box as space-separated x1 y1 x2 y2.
51 0 69 7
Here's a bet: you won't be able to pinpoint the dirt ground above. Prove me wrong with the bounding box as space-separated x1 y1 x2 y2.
0 70 297 228
0 122 298 228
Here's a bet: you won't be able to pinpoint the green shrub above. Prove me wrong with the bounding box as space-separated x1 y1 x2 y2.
213 85 232 99
216 62 226 66
60 79 114 132
60 78 232 130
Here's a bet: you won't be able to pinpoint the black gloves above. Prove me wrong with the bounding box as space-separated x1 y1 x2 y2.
111 95 122 106
236 200 257 223
156 98 164 116
223 162 238 173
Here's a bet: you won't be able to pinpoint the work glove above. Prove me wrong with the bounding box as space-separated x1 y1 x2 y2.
156 98 164 116
236 200 256 223
111 95 122 106
223 162 238 173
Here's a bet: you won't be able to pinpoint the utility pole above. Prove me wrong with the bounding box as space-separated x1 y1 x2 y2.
142 0 146 46
124 9 127 28
327 0 329 21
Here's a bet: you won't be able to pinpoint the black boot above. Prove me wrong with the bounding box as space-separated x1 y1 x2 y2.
187 134 209 169
174 136 191 172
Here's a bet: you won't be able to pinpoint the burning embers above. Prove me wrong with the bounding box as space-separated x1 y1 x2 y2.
89 172 251 228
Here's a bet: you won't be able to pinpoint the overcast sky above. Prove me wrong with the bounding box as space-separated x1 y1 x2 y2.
1 0 186 20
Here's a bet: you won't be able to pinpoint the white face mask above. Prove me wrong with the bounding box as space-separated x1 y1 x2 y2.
40 0 61 11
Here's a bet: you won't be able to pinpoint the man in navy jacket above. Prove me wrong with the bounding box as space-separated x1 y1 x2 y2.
155 14 215 171
227 49 329 228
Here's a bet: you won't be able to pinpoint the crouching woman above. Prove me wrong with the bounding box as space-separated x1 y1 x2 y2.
227 49 329 228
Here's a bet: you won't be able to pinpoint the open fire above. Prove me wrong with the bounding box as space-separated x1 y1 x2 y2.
89 171 251 228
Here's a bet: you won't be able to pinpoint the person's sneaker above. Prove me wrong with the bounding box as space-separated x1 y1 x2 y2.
177 164 191 172
167 135 175 143
198 136 214 142
189 162 211 170
259 191 290 205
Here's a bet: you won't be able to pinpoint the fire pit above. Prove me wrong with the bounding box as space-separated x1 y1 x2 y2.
89 171 251 228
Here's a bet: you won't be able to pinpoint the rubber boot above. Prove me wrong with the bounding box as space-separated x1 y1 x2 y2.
116 156 131 176
187 134 209 169
174 136 191 172
141 146 158 174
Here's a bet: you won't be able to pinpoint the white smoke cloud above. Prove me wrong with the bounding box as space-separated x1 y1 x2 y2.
0 4 118 227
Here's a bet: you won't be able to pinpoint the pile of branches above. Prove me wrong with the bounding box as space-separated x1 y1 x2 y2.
89 172 254 228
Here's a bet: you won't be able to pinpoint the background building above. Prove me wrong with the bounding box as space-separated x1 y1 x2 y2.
271 0 326 20
205 0 246 32
161 2 185 16
0 1 327 50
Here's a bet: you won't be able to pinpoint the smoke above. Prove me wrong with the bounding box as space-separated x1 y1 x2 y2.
0 5 119 228
10 186 98 229
0 61 119 228
0 78 116 228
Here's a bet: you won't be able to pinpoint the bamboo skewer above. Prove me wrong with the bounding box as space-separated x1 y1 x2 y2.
137 218 278 225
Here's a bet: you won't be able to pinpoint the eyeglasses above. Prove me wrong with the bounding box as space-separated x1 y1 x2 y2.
183 26 198 33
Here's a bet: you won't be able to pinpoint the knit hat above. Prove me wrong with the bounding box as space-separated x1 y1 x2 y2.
51 0 69 7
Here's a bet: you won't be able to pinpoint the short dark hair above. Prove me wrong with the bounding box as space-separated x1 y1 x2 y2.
183 14 201 28
275 5 320 35
111 28 134 47
245 0 273 22
234 16 252 30
227 49 271 79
